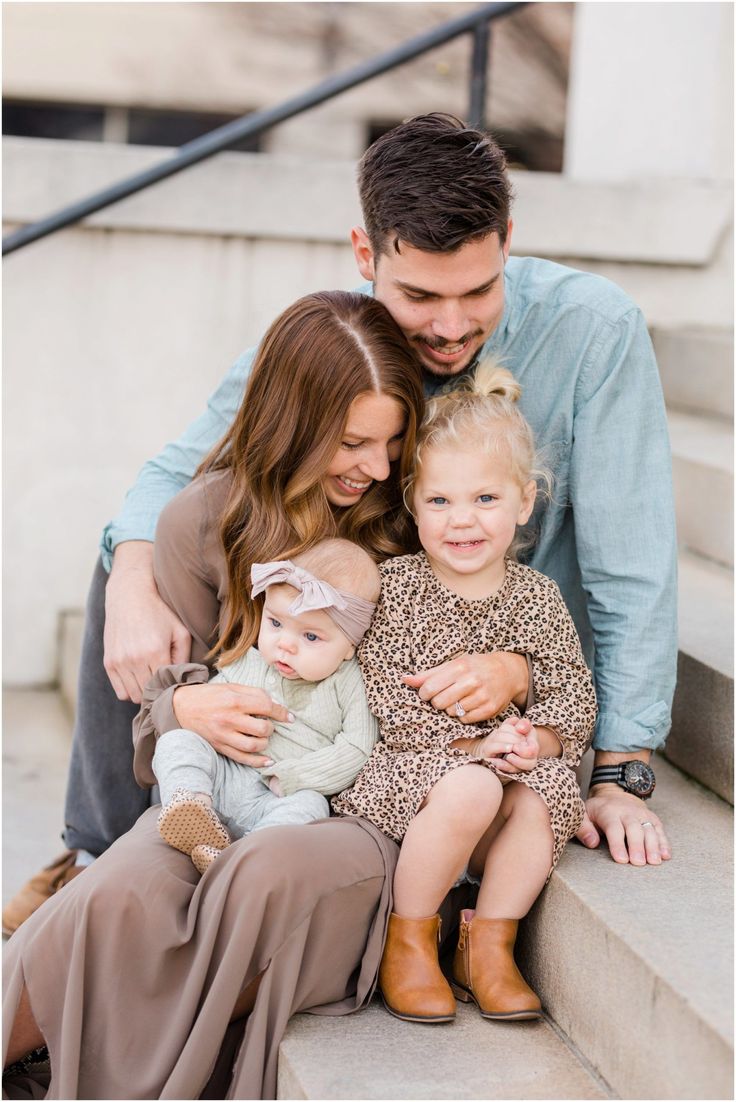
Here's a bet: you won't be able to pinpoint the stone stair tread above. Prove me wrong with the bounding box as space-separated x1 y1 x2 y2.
677 550 733 676
278 1002 611 1100
559 759 731 1040
668 409 733 471
652 325 733 422
521 756 733 1098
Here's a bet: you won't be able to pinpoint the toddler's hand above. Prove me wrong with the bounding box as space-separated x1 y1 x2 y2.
268 776 284 798
476 716 539 774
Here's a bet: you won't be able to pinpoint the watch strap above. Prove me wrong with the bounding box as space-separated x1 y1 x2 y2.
590 761 655 799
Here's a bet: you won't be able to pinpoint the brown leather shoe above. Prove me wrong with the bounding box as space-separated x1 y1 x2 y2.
378 912 456 1023
2 851 85 937
451 910 542 1020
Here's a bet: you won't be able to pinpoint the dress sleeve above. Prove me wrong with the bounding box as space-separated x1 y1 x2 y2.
523 579 597 768
132 663 223 786
263 665 379 798
153 475 229 664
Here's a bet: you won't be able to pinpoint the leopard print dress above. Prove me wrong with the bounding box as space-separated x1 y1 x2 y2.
332 553 597 870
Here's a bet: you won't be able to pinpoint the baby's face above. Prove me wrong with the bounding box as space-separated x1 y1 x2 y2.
257 584 355 681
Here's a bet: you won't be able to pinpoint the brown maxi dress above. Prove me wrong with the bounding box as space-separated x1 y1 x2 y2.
3 472 408 1101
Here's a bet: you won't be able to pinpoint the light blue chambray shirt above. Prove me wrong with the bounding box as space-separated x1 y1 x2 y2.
101 256 677 754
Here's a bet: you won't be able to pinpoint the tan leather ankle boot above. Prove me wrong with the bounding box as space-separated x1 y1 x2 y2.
378 912 456 1023
451 910 542 1020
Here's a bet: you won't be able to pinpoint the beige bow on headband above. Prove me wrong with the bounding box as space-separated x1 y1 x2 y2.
250 560 376 646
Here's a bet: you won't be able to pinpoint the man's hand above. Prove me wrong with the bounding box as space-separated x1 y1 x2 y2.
402 651 528 722
104 541 192 704
577 785 671 866
173 682 292 768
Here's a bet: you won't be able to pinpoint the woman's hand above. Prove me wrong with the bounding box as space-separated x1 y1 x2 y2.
402 651 528 721
475 716 540 774
173 683 292 767
104 541 192 704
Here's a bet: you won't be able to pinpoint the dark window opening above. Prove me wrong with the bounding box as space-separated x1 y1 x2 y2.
364 120 562 173
3 101 105 142
2 100 261 152
127 107 260 151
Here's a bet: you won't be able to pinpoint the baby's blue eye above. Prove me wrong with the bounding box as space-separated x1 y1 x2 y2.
268 617 281 629
304 632 319 642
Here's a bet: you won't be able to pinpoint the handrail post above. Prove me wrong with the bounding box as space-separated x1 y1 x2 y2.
468 21 490 129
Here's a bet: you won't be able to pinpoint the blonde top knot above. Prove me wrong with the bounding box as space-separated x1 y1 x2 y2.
471 358 522 404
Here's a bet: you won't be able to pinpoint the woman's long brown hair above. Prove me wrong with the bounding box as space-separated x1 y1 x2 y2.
198 291 424 665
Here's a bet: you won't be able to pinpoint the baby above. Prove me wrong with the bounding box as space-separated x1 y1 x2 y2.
153 538 381 872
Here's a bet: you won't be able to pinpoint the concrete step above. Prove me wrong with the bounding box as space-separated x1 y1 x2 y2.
668 550 733 802
59 609 84 716
668 409 733 568
518 757 733 1100
653 326 733 422
278 1001 612 1100
279 760 732 1100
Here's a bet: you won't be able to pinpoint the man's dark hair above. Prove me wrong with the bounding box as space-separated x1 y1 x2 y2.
358 113 513 257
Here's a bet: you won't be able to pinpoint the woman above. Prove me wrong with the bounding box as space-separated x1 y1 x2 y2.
3 291 427 1100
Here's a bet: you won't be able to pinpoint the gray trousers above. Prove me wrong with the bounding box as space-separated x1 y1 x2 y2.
153 730 329 838
63 559 153 856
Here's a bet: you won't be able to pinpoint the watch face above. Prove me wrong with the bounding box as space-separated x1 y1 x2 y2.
623 760 655 797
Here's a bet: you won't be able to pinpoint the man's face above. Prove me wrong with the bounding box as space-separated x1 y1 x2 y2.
351 225 512 377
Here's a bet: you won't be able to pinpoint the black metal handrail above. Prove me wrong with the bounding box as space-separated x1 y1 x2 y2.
2 1 524 257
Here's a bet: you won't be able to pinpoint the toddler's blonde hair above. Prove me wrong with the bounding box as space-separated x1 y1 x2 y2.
405 360 551 558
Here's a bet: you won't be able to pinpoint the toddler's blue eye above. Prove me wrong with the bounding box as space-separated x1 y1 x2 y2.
429 496 448 505
478 494 496 503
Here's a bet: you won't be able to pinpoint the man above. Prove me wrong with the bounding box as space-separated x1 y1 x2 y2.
3 114 675 935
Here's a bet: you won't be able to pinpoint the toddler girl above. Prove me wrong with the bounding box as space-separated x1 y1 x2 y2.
151 538 380 873
333 364 597 1023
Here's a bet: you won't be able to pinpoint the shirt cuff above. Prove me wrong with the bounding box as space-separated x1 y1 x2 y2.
261 760 301 797
100 518 157 572
592 702 671 752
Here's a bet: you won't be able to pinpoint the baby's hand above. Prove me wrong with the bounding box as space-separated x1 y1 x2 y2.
268 776 284 798
476 716 540 774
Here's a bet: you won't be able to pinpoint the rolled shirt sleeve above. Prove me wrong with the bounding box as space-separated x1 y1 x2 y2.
569 307 677 752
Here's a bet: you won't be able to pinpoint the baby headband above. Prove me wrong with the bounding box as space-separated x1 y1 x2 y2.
250 560 377 646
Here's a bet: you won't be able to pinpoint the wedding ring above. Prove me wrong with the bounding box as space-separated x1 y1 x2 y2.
640 821 654 828
455 701 466 718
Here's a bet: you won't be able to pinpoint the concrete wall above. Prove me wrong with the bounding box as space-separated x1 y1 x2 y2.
2 137 733 684
565 2 734 182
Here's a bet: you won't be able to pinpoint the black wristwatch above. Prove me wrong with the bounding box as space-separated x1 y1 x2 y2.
590 760 656 800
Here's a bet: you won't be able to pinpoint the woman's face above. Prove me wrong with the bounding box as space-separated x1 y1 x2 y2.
323 392 406 508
